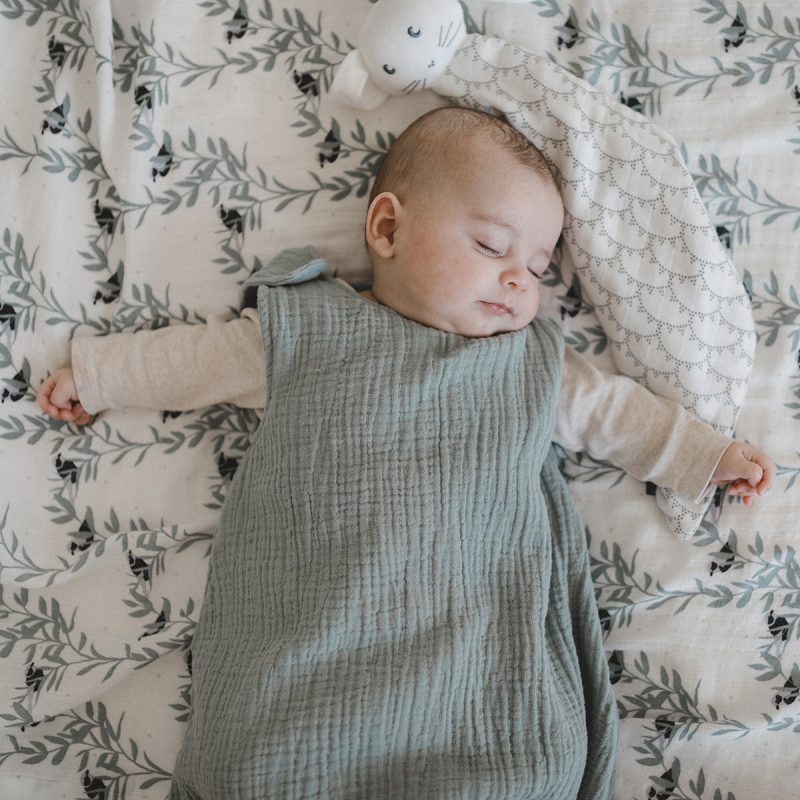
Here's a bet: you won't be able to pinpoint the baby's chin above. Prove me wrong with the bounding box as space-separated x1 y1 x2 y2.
446 313 534 338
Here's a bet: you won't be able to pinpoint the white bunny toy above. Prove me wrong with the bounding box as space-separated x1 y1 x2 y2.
331 0 756 541
332 0 480 109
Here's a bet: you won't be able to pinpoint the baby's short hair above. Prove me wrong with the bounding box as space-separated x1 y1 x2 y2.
368 106 556 205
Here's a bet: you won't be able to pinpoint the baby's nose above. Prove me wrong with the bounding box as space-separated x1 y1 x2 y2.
505 267 531 289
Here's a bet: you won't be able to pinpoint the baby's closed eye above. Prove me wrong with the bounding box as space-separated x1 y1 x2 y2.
476 240 502 256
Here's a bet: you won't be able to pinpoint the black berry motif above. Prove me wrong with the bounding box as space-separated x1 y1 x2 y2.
1 368 27 403
716 225 732 252
220 204 243 234
557 15 578 50
794 86 800 105
774 676 798 709
161 409 183 422
709 541 734 575
0 301 18 332
41 103 66 134
138 609 166 640
607 650 623 684
654 715 675 743
226 7 248 43
128 550 150 583
25 662 44 693
68 518 95 555
135 84 153 110
294 69 319 98
724 14 746 51
318 129 341 167
151 143 173 181
92 263 122 305
767 609 789 642
94 199 116 235
647 767 675 800
620 92 643 114
559 276 582 320
82 769 107 800
187 648 193 676
55 453 78 484
598 607 611 632
217 452 239 480
47 37 65 68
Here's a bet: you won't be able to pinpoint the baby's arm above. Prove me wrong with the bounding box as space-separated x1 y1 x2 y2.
37 309 266 423
556 349 775 505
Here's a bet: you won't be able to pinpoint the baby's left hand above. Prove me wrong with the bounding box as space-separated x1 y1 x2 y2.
711 442 776 506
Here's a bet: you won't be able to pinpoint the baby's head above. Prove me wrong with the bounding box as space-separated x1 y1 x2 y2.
365 106 564 337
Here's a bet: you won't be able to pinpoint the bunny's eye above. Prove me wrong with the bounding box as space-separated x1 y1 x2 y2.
383 64 396 75
407 27 421 38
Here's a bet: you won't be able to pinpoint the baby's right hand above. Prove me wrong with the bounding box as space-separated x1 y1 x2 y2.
37 367 94 426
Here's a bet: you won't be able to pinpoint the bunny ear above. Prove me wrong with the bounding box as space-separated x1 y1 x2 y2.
330 49 389 110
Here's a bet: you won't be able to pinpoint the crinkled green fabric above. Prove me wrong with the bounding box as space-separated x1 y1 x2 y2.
170 251 618 799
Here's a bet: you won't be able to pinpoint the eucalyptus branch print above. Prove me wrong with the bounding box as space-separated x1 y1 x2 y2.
0 403 257 497
617 651 723 734
554 442 626 489
0 588 196 712
590 520 800 630
132 126 389 245
749 651 800 718
0 228 120 339
788 377 800 420
618 649 796 748
111 277 211 329
0 585 197 710
0 500 213 588
133 1 353 116
1 0 94 62
0 701 173 795
0 96 111 192
745 269 800 350
696 2 800 87
529 0 800 123
563 323 607 356
775 459 800 493
688 153 800 244
528 1 744 114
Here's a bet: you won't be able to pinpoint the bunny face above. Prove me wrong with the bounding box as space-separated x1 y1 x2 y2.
359 0 465 95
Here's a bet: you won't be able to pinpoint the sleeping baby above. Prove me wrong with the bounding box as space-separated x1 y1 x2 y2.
37 107 774 799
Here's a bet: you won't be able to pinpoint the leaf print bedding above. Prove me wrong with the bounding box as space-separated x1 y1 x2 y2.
1 1 798 798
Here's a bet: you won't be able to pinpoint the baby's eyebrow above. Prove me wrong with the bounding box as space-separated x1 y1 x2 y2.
468 212 514 231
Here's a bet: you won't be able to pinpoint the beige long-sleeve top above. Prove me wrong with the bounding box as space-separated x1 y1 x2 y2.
71 280 733 505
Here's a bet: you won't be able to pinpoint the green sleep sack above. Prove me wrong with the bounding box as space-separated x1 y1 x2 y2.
169 247 619 799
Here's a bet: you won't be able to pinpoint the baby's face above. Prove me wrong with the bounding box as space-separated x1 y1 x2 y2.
367 137 564 337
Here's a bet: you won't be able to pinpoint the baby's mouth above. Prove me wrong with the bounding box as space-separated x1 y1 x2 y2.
481 301 512 316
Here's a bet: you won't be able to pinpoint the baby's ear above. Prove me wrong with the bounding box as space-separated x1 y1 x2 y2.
365 192 402 258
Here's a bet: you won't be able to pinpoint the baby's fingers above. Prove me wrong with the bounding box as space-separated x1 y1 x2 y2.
72 403 94 426
752 453 776 495
726 479 759 506
36 375 60 417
